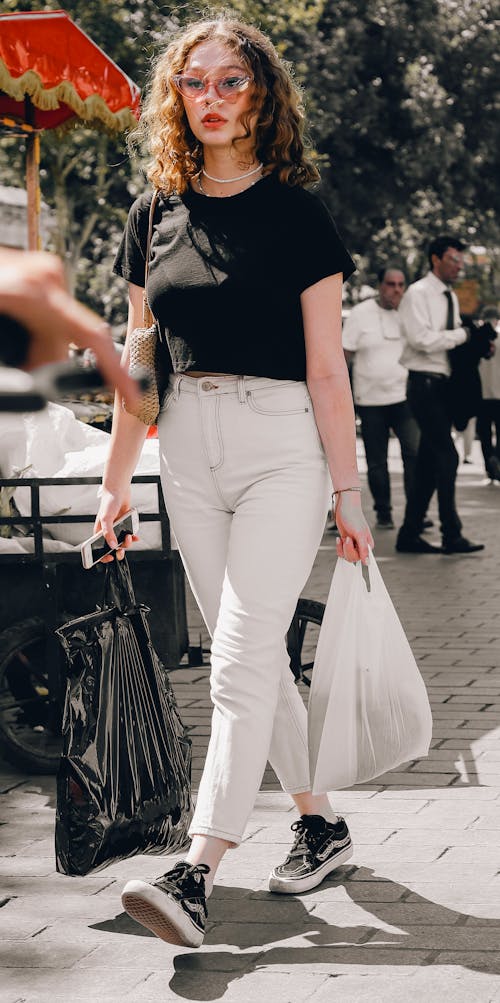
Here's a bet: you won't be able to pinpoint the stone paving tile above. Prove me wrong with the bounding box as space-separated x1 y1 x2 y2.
375 787 500 799
0 940 96 969
139 969 329 1003
403 887 500 908
470 814 500 828
0 968 149 1000
308 970 500 1003
385 828 500 847
435 953 500 975
0 875 119 898
347 861 500 882
0 856 55 877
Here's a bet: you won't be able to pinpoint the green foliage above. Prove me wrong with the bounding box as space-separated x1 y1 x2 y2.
0 0 498 314
296 0 499 291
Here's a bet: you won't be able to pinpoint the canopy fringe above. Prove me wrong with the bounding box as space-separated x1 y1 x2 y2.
0 59 138 134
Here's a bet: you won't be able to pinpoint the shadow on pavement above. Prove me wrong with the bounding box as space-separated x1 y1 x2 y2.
92 865 500 1000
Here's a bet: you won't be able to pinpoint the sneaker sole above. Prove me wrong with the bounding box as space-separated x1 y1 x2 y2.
121 880 204 948
268 843 354 895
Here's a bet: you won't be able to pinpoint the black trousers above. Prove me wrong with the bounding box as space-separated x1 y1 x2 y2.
401 372 462 543
476 399 500 465
357 401 420 519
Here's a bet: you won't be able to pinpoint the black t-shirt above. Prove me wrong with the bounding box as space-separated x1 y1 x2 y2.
113 173 355 381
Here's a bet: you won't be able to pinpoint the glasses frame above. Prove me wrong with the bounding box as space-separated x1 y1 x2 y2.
172 72 253 102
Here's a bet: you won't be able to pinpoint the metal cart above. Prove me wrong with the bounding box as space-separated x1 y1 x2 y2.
0 474 188 773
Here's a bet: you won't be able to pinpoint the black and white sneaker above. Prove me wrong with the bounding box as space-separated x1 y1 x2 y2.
269 814 353 894
121 860 209 948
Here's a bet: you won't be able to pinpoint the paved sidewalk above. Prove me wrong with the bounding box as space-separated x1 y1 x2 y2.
1 442 500 1002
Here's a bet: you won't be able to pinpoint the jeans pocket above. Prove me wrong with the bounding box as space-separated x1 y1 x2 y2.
246 384 311 416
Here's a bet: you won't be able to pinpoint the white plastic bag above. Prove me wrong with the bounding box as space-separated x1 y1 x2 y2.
0 402 162 549
308 551 432 793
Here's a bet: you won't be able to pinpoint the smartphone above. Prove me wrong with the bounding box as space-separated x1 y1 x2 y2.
80 509 139 569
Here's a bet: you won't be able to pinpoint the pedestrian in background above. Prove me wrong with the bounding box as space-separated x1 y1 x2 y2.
342 266 420 530
396 235 484 554
477 305 500 482
95 14 372 949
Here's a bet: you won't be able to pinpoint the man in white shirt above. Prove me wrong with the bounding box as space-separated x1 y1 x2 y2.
396 236 484 554
343 267 420 530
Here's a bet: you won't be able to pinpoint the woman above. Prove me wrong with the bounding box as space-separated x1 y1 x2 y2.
96 14 373 949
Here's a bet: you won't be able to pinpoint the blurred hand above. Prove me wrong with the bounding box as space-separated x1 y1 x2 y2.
94 489 139 563
334 492 374 564
0 249 140 411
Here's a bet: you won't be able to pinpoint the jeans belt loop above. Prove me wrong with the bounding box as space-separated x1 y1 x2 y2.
237 376 246 404
172 374 182 400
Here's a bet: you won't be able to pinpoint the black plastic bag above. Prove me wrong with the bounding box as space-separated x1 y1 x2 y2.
55 558 193 876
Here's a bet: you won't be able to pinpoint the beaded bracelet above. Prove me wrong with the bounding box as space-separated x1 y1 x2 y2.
331 486 361 528
332 487 361 499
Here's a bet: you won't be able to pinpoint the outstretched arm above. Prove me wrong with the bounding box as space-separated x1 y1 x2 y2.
0 249 140 412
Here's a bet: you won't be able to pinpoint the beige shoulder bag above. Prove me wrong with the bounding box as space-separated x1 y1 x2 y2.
123 189 168 425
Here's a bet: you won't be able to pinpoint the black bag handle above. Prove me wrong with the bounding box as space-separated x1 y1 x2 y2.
103 556 136 612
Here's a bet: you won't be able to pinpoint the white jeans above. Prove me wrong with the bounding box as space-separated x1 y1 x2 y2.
157 374 330 846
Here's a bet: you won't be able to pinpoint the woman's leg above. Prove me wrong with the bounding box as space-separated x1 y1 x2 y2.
183 835 230 895
158 381 238 888
158 376 330 885
293 791 337 821
190 466 330 851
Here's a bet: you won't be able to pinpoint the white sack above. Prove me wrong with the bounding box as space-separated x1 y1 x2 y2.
0 403 162 550
308 550 433 793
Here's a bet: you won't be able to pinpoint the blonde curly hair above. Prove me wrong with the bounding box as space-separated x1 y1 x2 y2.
135 13 320 194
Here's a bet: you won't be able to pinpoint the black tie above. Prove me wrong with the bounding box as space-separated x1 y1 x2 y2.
444 290 455 330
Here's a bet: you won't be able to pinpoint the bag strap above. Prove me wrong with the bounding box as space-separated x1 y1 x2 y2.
143 189 159 328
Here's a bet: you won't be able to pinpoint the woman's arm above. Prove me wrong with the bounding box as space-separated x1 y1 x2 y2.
399 286 467 353
301 272 373 564
97 283 151 557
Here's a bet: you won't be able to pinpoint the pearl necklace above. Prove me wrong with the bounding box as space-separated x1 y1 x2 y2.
197 174 263 198
202 162 263 183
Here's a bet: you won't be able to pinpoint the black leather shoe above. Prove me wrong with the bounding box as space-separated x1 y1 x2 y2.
396 533 442 554
442 537 485 554
376 516 395 530
486 456 500 482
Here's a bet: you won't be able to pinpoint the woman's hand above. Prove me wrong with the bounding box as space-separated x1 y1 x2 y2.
334 492 374 564
94 489 139 563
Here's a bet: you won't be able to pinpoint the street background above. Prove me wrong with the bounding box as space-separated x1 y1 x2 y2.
2 443 500 1002
1 0 498 315
1 0 499 999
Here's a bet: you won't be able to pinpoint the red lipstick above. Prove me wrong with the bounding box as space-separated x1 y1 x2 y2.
201 112 227 125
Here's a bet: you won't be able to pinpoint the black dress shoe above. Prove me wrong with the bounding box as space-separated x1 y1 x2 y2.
442 536 485 554
486 456 500 482
396 533 442 554
376 516 395 530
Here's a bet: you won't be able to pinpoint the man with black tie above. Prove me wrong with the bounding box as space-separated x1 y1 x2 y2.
396 236 484 555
